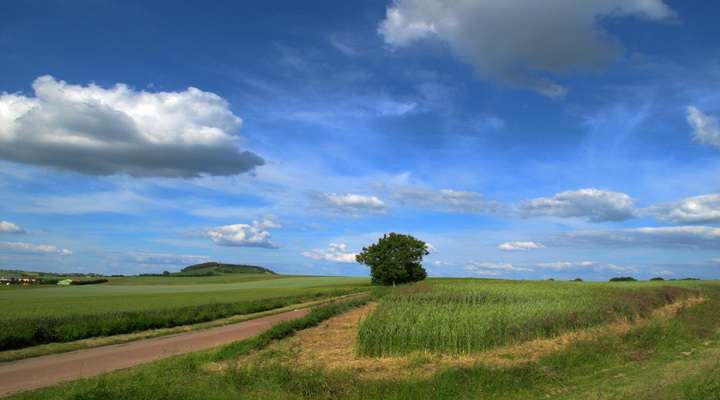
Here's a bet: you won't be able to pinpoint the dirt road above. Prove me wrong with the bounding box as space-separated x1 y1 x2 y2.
0 308 310 397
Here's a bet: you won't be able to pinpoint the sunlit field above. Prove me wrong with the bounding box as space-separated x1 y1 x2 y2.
357 279 700 356
0 275 369 350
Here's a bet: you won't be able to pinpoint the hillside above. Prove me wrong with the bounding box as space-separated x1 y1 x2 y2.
178 262 276 276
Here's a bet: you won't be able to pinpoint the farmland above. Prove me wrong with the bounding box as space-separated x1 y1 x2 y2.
6 278 720 399
0 274 370 350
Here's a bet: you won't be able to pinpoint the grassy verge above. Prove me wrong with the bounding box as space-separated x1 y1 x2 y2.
0 288 365 351
0 291 369 363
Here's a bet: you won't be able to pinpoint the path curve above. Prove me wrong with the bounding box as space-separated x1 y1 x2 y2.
0 308 310 397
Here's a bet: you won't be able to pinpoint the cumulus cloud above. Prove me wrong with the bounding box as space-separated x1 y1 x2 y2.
319 193 387 216
0 76 263 177
379 0 674 97
520 188 636 222
498 241 545 251
559 226 720 249
302 243 358 263
649 194 720 224
687 106 720 149
206 218 280 248
0 241 71 255
464 261 532 276
0 221 24 234
392 187 499 213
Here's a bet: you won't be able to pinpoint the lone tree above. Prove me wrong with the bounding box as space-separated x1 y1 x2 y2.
355 233 428 286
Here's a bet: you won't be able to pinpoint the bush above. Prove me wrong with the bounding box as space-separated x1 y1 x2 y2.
649 277 665 281
609 277 637 282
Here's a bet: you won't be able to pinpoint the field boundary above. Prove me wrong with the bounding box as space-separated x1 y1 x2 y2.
0 291 369 363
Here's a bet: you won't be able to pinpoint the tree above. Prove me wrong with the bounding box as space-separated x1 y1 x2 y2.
355 233 428 286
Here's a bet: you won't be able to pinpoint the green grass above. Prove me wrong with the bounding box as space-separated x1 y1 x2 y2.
0 275 369 350
6 280 720 400
357 279 700 356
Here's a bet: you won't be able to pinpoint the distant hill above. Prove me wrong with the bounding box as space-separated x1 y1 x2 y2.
178 262 276 276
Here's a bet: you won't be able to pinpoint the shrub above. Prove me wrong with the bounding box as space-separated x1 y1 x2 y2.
650 277 665 281
70 279 109 285
609 277 637 282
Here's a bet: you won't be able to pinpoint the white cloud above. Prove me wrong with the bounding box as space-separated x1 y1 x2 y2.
121 251 211 266
0 241 71 256
302 243 358 263
537 260 636 273
0 221 24 234
464 261 532 276
379 0 674 97
498 241 545 251
649 194 720 224
687 106 720 149
560 226 720 249
520 188 636 222
206 218 281 248
392 187 499 213
537 261 596 270
319 193 387 216
0 76 263 177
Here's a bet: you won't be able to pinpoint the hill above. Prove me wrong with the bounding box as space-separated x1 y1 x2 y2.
178 262 276 276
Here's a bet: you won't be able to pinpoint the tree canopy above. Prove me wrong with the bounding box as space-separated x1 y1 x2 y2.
355 233 428 286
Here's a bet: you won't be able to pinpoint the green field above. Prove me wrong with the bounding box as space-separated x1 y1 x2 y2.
6 278 720 400
0 275 370 350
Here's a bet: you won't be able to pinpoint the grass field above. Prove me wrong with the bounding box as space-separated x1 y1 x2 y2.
0 275 369 350
6 279 720 400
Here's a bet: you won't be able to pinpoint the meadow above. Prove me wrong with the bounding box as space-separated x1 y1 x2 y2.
6 278 720 400
0 275 369 350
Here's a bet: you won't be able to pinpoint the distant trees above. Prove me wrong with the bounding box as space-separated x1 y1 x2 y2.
356 233 428 286
609 276 637 282
649 277 665 281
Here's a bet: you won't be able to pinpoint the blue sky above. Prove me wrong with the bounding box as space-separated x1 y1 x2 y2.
1 0 719 280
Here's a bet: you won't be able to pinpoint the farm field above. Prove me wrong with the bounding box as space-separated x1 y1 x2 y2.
0 275 370 351
7 278 720 400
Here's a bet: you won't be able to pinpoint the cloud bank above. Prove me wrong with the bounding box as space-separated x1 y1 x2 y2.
319 193 387 216
0 221 24 234
302 243 358 263
206 218 280 248
0 241 71 256
379 0 674 97
392 187 499 213
0 76 264 177
559 226 720 249
649 194 720 224
687 106 720 149
498 241 545 251
520 188 636 222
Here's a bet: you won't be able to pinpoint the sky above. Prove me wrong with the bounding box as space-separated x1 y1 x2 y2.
0 0 719 280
